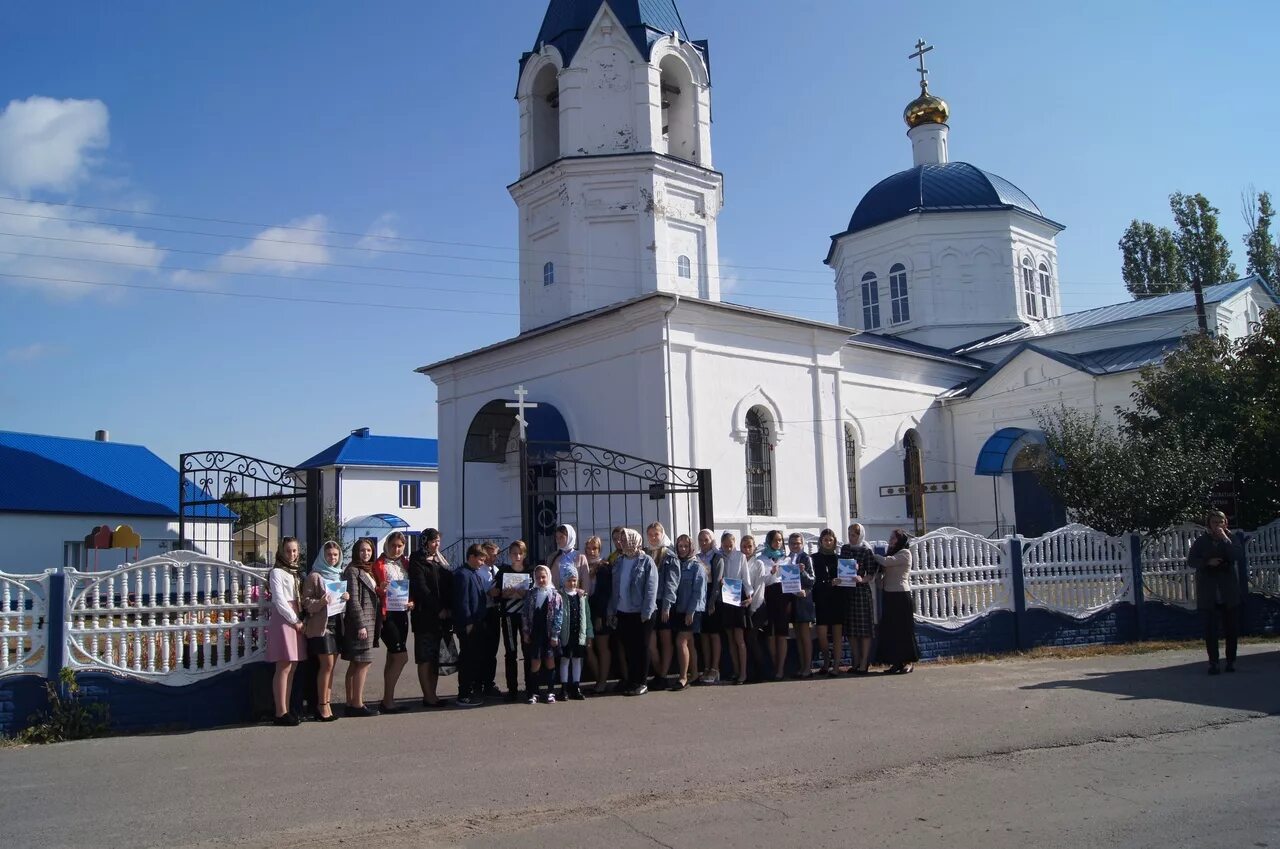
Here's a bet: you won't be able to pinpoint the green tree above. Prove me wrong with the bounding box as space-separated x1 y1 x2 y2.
221 490 284 531
1120 219 1184 297
1033 406 1224 536
1242 188 1279 285
1169 191 1237 291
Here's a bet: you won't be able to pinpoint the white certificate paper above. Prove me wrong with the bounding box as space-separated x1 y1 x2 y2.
502 572 532 591
325 579 347 617
385 579 410 612
836 559 859 587
721 577 743 607
780 564 802 595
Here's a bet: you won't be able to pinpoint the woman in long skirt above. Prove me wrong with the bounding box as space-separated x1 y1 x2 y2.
873 528 919 674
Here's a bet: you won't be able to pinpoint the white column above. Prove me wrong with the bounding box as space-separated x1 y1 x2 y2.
908 123 949 166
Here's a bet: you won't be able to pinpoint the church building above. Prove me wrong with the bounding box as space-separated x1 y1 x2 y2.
419 0 1276 559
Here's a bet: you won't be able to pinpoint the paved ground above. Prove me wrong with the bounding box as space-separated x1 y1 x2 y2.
3 646 1278 849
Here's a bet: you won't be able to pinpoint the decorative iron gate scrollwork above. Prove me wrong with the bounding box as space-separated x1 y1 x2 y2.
520 441 713 566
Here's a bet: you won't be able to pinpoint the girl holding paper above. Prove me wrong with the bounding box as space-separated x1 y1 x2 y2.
522 565 564 703
786 532 816 679
302 540 348 722
742 534 771 683
372 532 413 713
718 532 752 685
841 523 878 675
758 530 792 681
265 537 307 726
810 529 842 675
670 534 708 691
695 529 725 686
873 529 919 674
497 540 533 702
341 538 382 717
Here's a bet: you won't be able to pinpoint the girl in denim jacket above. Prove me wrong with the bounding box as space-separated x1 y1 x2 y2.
670 534 708 690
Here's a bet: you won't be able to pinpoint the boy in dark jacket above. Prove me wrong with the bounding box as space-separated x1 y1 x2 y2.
453 544 488 707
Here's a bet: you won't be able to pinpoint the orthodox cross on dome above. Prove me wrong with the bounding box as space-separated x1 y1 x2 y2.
506 385 539 443
909 37 934 91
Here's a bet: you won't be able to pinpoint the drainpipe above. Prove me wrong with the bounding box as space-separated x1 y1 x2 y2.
663 294 681 466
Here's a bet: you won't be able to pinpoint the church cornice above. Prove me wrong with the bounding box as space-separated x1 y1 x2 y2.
509 151 724 194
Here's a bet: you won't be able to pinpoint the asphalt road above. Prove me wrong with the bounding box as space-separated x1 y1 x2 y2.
2 646 1277 849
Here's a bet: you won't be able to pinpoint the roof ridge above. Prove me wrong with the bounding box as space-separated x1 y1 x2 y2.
0 429 148 449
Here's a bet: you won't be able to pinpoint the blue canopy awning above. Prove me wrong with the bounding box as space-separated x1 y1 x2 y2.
975 427 1033 476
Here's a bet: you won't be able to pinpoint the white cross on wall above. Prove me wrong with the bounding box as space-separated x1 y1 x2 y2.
506 384 539 443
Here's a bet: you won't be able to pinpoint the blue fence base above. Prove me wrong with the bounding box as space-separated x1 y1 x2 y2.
1021 604 1138 649
0 675 52 738
75 663 272 733
917 610 1018 660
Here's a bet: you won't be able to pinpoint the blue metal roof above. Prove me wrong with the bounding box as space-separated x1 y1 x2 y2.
0 430 235 519
522 0 692 77
297 430 439 471
848 331 987 369
975 427 1033 476
829 162 1059 252
956 276 1274 353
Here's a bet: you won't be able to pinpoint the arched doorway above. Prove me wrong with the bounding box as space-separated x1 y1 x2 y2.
1011 445 1065 537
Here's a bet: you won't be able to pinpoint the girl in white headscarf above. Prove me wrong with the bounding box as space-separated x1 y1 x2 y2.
552 524 591 594
607 528 659 696
646 521 681 689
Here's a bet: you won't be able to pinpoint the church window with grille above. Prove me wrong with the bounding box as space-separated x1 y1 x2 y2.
543 261 555 286
861 272 881 330
745 407 774 516
677 255 692 279
844 424 859 519
889 263 910 324
1037 262 1052 317
1022 256 1039 318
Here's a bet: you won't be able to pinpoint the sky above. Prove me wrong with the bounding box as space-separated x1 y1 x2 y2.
1 0 1276 467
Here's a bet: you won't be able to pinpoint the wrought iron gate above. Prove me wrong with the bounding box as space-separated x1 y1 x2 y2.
519 441 713 566
178 452 319 566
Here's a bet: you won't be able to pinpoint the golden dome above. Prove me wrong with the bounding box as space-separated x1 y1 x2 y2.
904 85 949 128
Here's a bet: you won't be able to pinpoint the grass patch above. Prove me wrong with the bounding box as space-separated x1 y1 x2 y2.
923 635 1280 666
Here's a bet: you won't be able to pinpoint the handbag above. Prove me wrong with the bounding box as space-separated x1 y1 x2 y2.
438 632 459 676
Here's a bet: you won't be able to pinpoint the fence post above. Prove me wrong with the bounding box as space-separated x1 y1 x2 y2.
45 569 68 689
1234 529 1251 637
1129 534 1146 642
1008 536 1026 650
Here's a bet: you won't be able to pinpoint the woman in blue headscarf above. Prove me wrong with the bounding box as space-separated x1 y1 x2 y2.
301 540 348 721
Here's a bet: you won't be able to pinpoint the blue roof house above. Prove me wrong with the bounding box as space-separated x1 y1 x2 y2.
0 430 236 573
288 428 440 554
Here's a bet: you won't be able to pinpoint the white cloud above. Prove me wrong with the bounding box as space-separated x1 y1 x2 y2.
355 213 399 253
0 97 109 195
2 342 59 363
0 199 164 297
217 214 331 275
718 257 743 296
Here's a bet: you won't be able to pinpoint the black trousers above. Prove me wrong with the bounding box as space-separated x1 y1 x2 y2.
499 612 532 696
482 607 501 687
615 612 654 689
1204 604 1239 664
457 626 487 698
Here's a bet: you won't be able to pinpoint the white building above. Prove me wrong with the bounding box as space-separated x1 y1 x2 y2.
294 428 440 553
0 430 235 573
417 1 1277 560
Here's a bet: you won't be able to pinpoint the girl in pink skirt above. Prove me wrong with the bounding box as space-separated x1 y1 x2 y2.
266 537 307 726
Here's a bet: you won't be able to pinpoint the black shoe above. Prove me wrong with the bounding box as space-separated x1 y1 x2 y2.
272 713 300 727
318 712 339 723
648 677 668 691
422 698 445 709
670 679 689 692
1225 661 1236 673
1207 662 1220 676
344 705 379 718
503 692 519 703
570 685 586 701
483 684 503 700
455 696 483 708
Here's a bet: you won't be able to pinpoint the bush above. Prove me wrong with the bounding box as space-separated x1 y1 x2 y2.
19 668 110 744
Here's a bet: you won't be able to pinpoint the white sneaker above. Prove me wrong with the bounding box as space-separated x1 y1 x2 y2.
545 692 556 704
527 695 538 705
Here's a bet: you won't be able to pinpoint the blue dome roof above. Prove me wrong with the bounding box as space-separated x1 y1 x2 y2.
843 162 1054 235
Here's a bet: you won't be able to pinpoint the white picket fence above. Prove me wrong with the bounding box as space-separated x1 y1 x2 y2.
0 571 47 679
910 528 1013 625
1021 524 1132 616
1140 525 1203 608
64 552 270 682
1247 520 1280 597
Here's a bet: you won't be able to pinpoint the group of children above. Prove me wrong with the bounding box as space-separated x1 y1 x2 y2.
263 520 919 723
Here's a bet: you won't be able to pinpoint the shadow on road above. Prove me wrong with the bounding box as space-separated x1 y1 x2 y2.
1020 649 1280 714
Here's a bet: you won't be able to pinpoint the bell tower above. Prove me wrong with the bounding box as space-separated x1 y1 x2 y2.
511 0 724 332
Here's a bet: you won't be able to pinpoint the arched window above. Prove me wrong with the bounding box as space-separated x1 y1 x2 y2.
659 56 697 162
1021 256 1039 318
860 272 881 330
902 429 923 523
677 255 692 279
543 261 555 286
889 263 910 324
530 64 561 172
745 407 774 516
1037 262 1052 318
844 424 859 519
